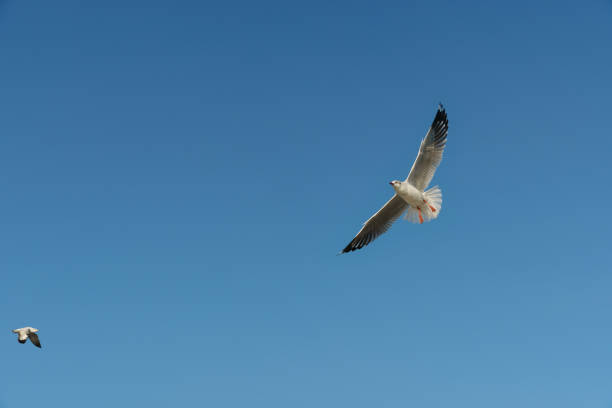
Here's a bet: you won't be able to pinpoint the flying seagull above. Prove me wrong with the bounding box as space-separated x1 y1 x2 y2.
341 105 448 253
12 327 42 348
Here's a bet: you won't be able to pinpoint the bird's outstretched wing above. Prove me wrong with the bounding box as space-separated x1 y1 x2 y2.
341 195 408 253
29 333 42 348
406 105 448 191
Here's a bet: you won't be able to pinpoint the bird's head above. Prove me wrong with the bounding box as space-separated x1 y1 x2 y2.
389 180 401 190
30 328 39 333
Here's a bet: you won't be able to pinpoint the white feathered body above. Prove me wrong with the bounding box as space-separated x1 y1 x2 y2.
394 181 425 207
15 329 28 342
393 181 442 224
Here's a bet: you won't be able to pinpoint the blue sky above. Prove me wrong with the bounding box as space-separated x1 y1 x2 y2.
1 0 612 407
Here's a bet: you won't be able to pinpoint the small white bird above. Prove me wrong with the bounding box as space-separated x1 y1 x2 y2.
12 327 42 348
341 105 448 253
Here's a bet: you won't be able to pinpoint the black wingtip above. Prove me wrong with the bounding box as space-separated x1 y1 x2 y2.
340 243 357 254
341 242 365 254
432 104 448 127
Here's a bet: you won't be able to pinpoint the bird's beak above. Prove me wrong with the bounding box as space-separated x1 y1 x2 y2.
389 182 394 186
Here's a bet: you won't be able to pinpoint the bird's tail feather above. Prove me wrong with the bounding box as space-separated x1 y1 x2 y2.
404 186 442 224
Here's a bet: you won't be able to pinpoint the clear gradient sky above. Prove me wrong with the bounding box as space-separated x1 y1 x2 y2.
1 1 612 407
